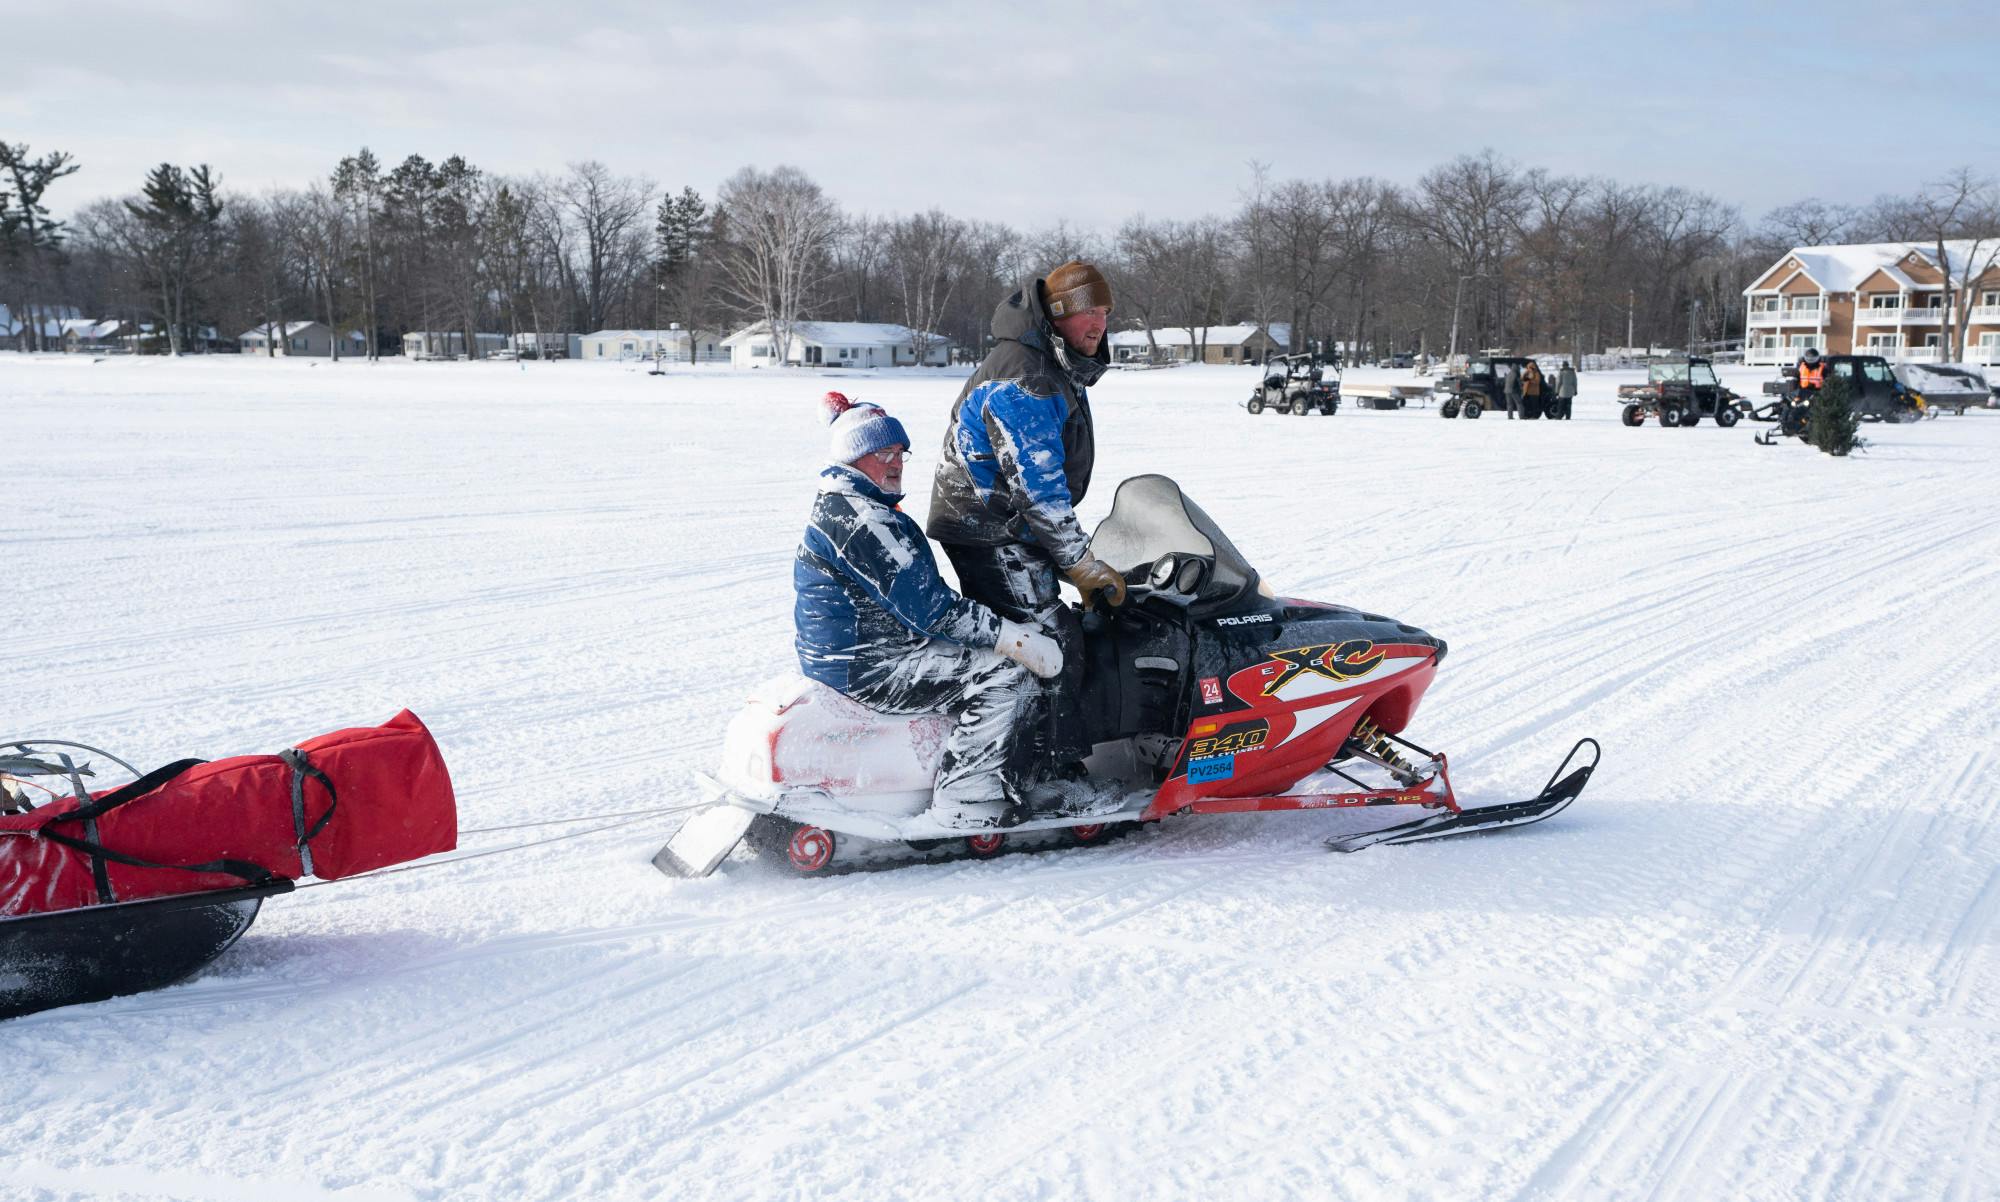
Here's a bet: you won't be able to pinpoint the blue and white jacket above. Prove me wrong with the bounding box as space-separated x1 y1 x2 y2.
795 465 1001 692
924 277 1106 567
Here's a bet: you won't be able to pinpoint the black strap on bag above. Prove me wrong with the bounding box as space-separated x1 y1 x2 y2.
36 828 281 895
278 749 338 877
43 756 282 904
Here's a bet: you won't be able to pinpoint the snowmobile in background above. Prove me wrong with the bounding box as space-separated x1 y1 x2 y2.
656 476 1598 878
1246 352 1341 416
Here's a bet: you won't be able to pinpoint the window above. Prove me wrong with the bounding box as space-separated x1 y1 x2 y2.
1981 290 1999 308
1865 334 1900 351
1787 296 1822 312
1867 294 1901 310
1920 294 1944 309
290 336 306 351
1786 334 1818 350
1864 361 1894 384
1755 296 1781 312
752 344 770 358
1978 332 1999 349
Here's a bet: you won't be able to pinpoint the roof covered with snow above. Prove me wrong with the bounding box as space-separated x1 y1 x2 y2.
1747 240 2000 294
1108 323 1291 349
721 321 942 348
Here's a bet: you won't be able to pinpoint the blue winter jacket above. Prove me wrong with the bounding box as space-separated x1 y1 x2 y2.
925 277 1105 567
795 465 1001 692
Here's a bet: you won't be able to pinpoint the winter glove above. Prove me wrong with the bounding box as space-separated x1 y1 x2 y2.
1062 553 1127 608
995 619 1063 679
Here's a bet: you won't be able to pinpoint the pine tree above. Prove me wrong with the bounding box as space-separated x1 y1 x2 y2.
1807 373 1862 457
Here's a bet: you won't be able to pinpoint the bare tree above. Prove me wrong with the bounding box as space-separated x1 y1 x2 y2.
1403 151 1528 352
1904 168 2000 360
559 161 653 335
884 209 968 365
715 165 841 363
1752 197 1857 259
1113 215 1174 358
283 184 352 359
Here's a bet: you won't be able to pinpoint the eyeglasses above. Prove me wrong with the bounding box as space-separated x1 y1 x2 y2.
871 449 911 464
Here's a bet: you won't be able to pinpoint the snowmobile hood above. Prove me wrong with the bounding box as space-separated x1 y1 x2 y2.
991 274 1110 390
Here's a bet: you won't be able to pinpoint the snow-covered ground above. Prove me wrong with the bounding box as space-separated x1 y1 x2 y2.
4 353 1998 1202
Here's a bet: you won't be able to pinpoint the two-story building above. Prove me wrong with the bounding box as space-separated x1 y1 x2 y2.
1742 241 2000 367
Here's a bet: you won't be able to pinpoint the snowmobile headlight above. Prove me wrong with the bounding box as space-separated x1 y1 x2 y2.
1176 558 1207 594
1149 556 1180 589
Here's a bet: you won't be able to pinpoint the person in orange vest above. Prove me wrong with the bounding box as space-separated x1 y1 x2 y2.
1795 347 1826 392
1784 348 1825 437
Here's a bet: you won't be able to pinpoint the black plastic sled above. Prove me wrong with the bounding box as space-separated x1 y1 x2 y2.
0 880 292 1021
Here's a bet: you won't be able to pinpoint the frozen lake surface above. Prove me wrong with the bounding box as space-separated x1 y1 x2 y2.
4 353 1997 1201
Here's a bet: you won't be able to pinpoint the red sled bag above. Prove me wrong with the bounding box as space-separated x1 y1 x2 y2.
0 710 456 918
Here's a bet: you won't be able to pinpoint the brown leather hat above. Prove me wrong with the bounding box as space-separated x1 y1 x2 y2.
1043 260 1113 318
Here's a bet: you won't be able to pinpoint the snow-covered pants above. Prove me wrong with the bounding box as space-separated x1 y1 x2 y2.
847 641 1036 805
942 542 1090 774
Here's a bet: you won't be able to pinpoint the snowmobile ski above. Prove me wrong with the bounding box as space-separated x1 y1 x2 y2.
1325 738 1599 852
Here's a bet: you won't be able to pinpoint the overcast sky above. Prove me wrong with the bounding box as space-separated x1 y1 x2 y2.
7 0 1995 232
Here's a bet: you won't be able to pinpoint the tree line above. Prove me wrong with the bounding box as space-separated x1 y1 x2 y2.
4 140 1996 361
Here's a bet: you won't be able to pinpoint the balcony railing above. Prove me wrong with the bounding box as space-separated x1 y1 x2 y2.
1863 344 1944 362
1966 343 1999 365
1747 308 1824 327
1745 345 1813 366
1855 307 1946 326
1970 305 2000 324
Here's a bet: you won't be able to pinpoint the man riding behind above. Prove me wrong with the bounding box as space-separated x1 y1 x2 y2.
795 392 1062 829
925 261 1127 817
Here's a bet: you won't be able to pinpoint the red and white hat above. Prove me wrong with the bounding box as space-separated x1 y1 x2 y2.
821 392 910 465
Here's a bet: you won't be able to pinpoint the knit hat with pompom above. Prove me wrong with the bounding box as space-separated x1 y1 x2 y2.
821 391 910 465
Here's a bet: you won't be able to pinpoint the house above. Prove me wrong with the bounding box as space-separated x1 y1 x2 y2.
1742 241 2000 366
402 331 510 359
239 322 367 357
578 328 727 362
1107 323 1291 366
1 303 82 351
58 319 124 352
511 332 583 360
720 321 950 369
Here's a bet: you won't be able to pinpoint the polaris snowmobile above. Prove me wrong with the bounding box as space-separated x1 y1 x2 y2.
656 475 1598 878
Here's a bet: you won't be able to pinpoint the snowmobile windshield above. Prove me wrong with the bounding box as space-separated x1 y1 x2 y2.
1087 475 1261 616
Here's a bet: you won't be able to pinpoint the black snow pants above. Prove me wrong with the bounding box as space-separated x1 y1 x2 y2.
942 541 1090 779
845 641 1037 805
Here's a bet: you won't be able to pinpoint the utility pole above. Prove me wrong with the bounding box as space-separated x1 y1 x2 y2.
1627 289 1636 353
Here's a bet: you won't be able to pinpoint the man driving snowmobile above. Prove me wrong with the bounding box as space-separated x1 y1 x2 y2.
926 261 1127 816
795 392 1063 829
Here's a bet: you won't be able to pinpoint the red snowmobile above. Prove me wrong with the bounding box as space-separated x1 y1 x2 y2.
656 476 1598 877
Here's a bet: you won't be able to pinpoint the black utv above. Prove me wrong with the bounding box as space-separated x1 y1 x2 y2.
1434 355 1546 419
1617 357 1743 427
1752 355 1921 426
